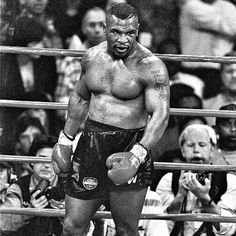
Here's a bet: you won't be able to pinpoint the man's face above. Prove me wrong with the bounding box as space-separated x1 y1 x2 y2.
106 15 138 58
17 126 42 155
0 167 8 192
181 129 213 164
82 10 106 47
221 63 236 92
25 0 48 15
32 147 55 180
217 118 236 151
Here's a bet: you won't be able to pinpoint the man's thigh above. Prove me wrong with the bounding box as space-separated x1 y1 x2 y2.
109 187 147 227
64 194 103 227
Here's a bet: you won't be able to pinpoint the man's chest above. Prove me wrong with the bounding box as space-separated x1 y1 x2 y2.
86 60 143 99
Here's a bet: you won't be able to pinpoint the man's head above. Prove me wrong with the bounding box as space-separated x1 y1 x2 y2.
215 104 236 151
14 114 45 155
105 3 139 59
19 0 48 16
220 51 236 94
179 124 217 164
29 134 57 181
82 7 106 47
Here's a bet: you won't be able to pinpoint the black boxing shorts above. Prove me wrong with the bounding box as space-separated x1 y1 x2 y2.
65 118 153 200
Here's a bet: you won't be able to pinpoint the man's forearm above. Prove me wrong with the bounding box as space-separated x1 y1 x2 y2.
139 110 169 150
64 92 89 137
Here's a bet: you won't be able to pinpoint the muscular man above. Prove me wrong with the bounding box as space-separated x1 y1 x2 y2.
52 3 169 236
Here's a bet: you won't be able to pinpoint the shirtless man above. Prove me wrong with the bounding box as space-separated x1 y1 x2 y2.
52 3 169 236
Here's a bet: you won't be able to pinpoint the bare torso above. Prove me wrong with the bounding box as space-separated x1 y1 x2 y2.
84 42 153 129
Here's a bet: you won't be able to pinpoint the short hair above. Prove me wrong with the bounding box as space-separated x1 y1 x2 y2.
13 16 48 47
14 113 45 141
178 116 207 134
82 7 105 26
29 134 57 156
220 51 236 72
106 3 138 22
215 103 236 125
179 124 217 147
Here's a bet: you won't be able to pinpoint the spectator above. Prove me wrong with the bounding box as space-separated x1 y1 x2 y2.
0 134 65 236
0 162 15 204
55 6 106 126
156 124 236 235
179 0 236 99
212 104 236 172
203 51 236 126
0 0 26 156
12 0 62 98
13 114 45 178
22 90 57 136
151 116 207 191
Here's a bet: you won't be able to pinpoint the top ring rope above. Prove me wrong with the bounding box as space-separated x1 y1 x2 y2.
1 46 236 63
1 100 236 118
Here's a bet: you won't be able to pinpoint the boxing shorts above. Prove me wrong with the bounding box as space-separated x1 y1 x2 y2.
66 118 153 200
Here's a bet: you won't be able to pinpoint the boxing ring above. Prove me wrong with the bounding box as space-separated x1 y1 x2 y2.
0 45 236 224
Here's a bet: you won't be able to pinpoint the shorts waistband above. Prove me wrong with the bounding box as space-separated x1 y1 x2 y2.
85 118 145 132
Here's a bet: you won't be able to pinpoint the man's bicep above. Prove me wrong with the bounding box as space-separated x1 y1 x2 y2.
145 64 170 114
72 68 91 100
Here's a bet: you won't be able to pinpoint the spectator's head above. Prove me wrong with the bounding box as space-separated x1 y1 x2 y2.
29 134 57 181
0 162 13 194
178 116 207 135
13 16 47 47
14 114 45 155
170 83 194 108
22 90 52 134
220 51 236 94
215 104 236 151
82 7 106 47
179 124 217 164
168 83 195 128
19 0 48 16
176 93 203 109
105 3 139 59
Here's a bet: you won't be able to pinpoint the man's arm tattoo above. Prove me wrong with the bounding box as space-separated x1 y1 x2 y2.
151 70 169 100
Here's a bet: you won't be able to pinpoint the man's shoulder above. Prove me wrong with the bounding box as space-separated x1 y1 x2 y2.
83 41 107 60
136 46 167 73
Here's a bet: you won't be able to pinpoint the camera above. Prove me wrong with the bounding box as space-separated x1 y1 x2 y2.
33 179 66 201
196 171 209 185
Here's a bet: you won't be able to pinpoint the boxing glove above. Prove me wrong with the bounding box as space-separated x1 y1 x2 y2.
106 143 148 185
51 131 74 176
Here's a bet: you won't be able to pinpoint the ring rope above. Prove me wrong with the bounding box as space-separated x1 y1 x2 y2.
0 208 235 223
1 46 236 63
1 45 236 226
1 155 236 172
1 100 236 118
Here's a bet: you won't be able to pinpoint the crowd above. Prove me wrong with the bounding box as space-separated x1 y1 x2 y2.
0 0 236 235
